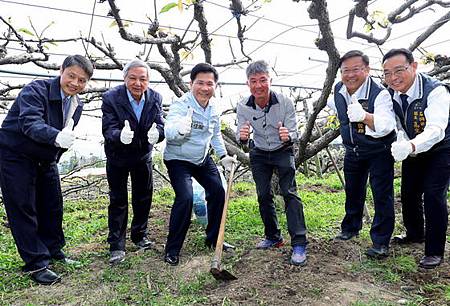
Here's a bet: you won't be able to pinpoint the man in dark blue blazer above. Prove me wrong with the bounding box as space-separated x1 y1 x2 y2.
102 59 164 265
0 55 93 285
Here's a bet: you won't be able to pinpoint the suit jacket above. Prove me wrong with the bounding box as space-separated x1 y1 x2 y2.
0 76 83 163
102 84 164 167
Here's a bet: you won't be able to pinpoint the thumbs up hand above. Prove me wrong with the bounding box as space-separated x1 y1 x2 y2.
178 107 193 137
147 122 159 145
347 96 366 122
120 120 134 144
278 122 290 142
391 131 413 161
239 121 251 141
55 118 75 149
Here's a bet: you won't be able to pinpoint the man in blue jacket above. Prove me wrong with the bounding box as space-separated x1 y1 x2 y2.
383 48 450 269
102 59 164 265
0 55 93 285
163 63 237 266
328 50 396 258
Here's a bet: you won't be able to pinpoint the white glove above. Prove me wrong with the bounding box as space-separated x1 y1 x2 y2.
147 123 159 145
178 107 193 136
347 96 366 122
220 155 238 172
120 120 134 145
55 119 75 149
391 131 413 161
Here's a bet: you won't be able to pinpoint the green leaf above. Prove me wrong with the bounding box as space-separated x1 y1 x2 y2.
160 3 177 13
18 28 34 36
363 23 372 33
109 20 130 28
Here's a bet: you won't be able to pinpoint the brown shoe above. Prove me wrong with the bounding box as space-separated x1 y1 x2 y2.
419 256 442 269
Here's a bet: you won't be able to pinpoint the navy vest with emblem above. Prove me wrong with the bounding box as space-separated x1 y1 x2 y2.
334 77 396 155
388 73 450 152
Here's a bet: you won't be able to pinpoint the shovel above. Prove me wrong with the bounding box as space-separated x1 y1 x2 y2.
210 162 237 281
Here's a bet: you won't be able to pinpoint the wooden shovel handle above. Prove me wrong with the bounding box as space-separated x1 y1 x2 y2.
212 162 236 266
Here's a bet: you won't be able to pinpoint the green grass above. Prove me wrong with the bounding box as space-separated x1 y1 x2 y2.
351 254 417 283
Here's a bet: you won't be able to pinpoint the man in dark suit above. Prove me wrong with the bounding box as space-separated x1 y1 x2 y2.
102 59 164 265
0 55 93 285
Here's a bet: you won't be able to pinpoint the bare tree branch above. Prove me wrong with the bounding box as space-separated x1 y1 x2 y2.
193 0 212 63
409 10 450 51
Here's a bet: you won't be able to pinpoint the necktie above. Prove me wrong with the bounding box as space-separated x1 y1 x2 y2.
400 94 409 116
63 96 72 124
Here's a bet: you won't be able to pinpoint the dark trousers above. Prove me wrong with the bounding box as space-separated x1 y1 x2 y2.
401 148 449 256
341 149 395 246
164 155 225 256
106 159 153 251
0 148 64 272
249 146 307 246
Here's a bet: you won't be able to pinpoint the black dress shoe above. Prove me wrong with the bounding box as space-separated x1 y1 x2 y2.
53 257 81 267
419 256 442 269
366 245 389 259
205 241 236 252
134 237 155 250
335 231 358 241
164 254 179 266
30 268 61 285
392 235 424 245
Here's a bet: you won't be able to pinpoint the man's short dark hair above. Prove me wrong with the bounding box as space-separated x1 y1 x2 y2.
382 48 414 64
339 50 369 67
61 55 94 79
190 63 218 82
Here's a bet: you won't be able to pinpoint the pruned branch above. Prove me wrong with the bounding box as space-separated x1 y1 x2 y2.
106 0 180 45
409 10 450 51
193 0 212 63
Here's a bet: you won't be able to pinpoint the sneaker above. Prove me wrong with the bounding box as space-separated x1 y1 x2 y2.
134 237 155 250
256 238 284 249
291 245 307 266
109 250 125 265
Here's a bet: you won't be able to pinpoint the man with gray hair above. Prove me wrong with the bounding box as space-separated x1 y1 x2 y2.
236 60 308 266
102 59 164 265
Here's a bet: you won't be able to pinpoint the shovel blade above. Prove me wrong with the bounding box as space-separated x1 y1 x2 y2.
210 267 237 281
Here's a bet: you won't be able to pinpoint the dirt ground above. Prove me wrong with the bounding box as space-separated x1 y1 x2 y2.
8 183 450 306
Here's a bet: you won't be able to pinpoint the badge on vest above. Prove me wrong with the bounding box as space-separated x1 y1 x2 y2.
411 102 426 135
354 100 369 134
192 120 204 130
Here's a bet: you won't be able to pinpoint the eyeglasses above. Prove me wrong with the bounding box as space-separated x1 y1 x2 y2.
340 66 366 75
383 65 410 79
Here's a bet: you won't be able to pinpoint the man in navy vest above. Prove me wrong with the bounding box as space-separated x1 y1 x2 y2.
0 55 93 285
102 60 165 265
383 48 450 269
327 50 396 258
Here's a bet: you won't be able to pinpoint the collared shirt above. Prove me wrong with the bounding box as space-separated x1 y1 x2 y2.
126 89 145 122
392 73 450 154
236 91 298 151
327 77 396 138
164 92 226 165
